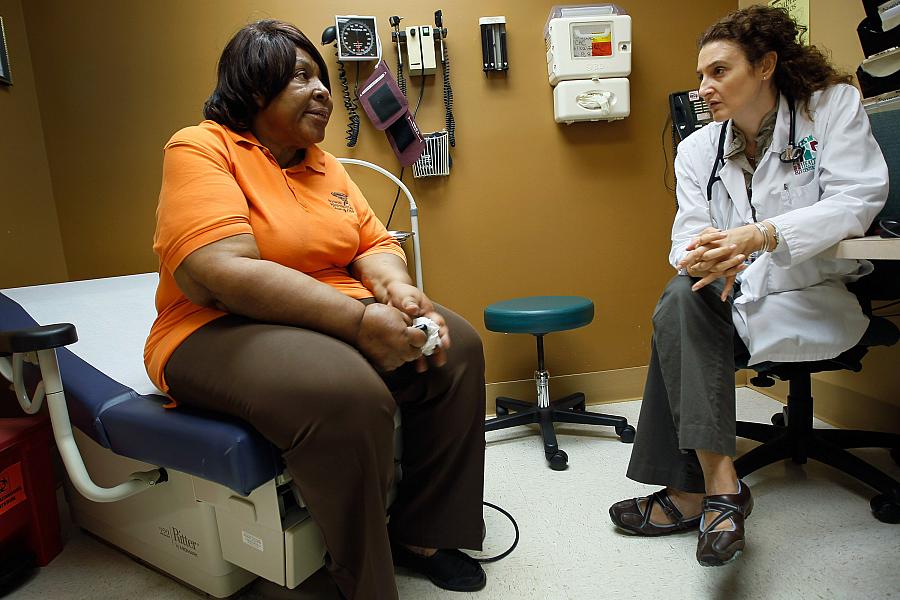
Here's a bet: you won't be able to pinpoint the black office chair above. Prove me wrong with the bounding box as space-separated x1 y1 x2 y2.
735 262 900 523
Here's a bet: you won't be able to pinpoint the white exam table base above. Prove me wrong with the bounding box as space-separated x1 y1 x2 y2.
66 428 326 596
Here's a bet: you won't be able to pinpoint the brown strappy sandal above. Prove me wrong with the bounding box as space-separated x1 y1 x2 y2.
696 480 754 566
609 489 702 536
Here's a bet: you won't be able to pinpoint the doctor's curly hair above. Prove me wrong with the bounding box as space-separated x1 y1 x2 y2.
699 5 851 112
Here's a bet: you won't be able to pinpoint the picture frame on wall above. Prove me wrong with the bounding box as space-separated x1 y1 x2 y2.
0 16 12 86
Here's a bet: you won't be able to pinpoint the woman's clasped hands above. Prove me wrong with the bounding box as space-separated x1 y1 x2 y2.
355 282 450 373
677 225 764 301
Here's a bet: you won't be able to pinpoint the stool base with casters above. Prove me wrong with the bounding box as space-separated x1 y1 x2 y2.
483 297 635 471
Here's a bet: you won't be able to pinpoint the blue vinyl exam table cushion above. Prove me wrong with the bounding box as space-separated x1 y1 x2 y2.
0 276 282 496
483 296 594 335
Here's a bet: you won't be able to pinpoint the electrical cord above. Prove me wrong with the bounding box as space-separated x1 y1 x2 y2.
474 501 519 563
661 114 676 198
442 35 456 147
878 218 900 238
335 48 360 147
386 75 426 229
396 49 407 98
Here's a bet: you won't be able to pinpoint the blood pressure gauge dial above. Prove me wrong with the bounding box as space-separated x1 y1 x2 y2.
336 16 379 61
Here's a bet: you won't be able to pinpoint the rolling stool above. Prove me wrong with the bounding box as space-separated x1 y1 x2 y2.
483 296 635 470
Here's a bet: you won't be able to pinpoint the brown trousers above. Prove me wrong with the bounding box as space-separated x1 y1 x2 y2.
164 304 486 600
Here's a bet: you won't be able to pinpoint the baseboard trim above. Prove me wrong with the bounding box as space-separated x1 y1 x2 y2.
485 368 749 417
749 378 900 434
486 365 898 434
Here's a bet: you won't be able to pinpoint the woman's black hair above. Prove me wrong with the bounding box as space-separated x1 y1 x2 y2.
699 5 851 109
203 20 331 131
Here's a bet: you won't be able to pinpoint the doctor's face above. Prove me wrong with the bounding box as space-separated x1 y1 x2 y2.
697 40 770 123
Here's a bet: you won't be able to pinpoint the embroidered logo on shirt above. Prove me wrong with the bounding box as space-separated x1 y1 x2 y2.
329 191 355 214
793 135 818 175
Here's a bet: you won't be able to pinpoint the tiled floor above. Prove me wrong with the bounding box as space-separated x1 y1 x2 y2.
10 390 900 599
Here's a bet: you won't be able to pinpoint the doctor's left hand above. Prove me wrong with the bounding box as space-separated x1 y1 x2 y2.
384 281 451 372
679 226 755 301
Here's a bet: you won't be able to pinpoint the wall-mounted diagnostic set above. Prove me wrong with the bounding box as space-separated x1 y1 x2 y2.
545 4 632 123
335 16 380 61
322 16 383 147
389 10 457 176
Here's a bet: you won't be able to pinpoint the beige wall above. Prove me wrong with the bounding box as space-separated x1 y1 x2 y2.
0 0 67 287
16 0 734 385
9 1 896 423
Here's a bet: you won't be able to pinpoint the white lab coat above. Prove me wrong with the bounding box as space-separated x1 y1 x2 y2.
671 84 888 365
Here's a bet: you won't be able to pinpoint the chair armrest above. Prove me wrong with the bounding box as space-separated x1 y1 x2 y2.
0 323 77 356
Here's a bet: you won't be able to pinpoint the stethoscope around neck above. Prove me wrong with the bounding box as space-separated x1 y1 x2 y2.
705 96 802 225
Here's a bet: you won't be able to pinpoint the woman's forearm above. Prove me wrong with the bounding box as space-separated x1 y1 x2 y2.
176 236 366 345
351 253 413 304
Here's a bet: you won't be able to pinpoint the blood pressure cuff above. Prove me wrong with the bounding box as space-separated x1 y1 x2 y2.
358 61 426 166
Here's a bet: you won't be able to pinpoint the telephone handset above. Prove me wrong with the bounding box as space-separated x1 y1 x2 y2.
669 90 712 143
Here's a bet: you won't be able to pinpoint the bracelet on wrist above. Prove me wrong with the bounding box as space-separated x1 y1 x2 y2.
753 221 770 253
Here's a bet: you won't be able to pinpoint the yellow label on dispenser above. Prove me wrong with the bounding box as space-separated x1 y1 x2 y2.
591 31 612 56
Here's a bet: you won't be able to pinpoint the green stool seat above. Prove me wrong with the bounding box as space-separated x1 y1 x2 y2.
483 295 634 471
484 296 594 335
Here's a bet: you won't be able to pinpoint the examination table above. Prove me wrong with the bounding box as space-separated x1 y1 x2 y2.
0 273 401 597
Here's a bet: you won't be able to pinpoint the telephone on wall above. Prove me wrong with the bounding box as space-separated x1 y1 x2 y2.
669 89 712 143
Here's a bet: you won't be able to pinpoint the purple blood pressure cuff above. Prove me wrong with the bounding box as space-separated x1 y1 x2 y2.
358 61 426 166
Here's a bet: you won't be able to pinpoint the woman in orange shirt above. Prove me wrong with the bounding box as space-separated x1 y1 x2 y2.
144 20 486 599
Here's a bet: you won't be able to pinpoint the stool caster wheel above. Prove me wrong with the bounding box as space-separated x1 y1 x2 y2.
547 450 568 471
870 494 900 524
771 412 785 427
616 425 635 444
496 405 508 416
891 447 899 467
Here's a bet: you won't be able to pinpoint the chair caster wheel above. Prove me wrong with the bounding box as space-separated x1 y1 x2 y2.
771 412 785 427
891 447 899 467
616 425 635 444
547 450 568 471
870 494 900 524
496 405 508 416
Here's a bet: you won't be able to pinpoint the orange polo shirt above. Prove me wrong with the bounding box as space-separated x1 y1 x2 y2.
144 121 405 393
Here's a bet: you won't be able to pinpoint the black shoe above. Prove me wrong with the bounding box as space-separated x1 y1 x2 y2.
391 543 487 592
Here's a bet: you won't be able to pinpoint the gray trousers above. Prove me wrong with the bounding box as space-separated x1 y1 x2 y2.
626 275 749 494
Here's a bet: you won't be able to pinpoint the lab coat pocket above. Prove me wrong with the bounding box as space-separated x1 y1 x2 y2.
765 256 824 294
780 177 819 210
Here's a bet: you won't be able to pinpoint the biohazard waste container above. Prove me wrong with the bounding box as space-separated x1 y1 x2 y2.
0 415 62 568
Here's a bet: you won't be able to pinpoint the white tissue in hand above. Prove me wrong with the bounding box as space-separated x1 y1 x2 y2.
413 317 441 356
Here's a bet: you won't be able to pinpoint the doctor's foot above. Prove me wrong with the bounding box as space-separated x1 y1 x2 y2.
609 488 703 536
392 542 487 592
696 480 753 567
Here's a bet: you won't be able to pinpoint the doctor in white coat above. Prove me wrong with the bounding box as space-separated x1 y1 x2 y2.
608 5 888 567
